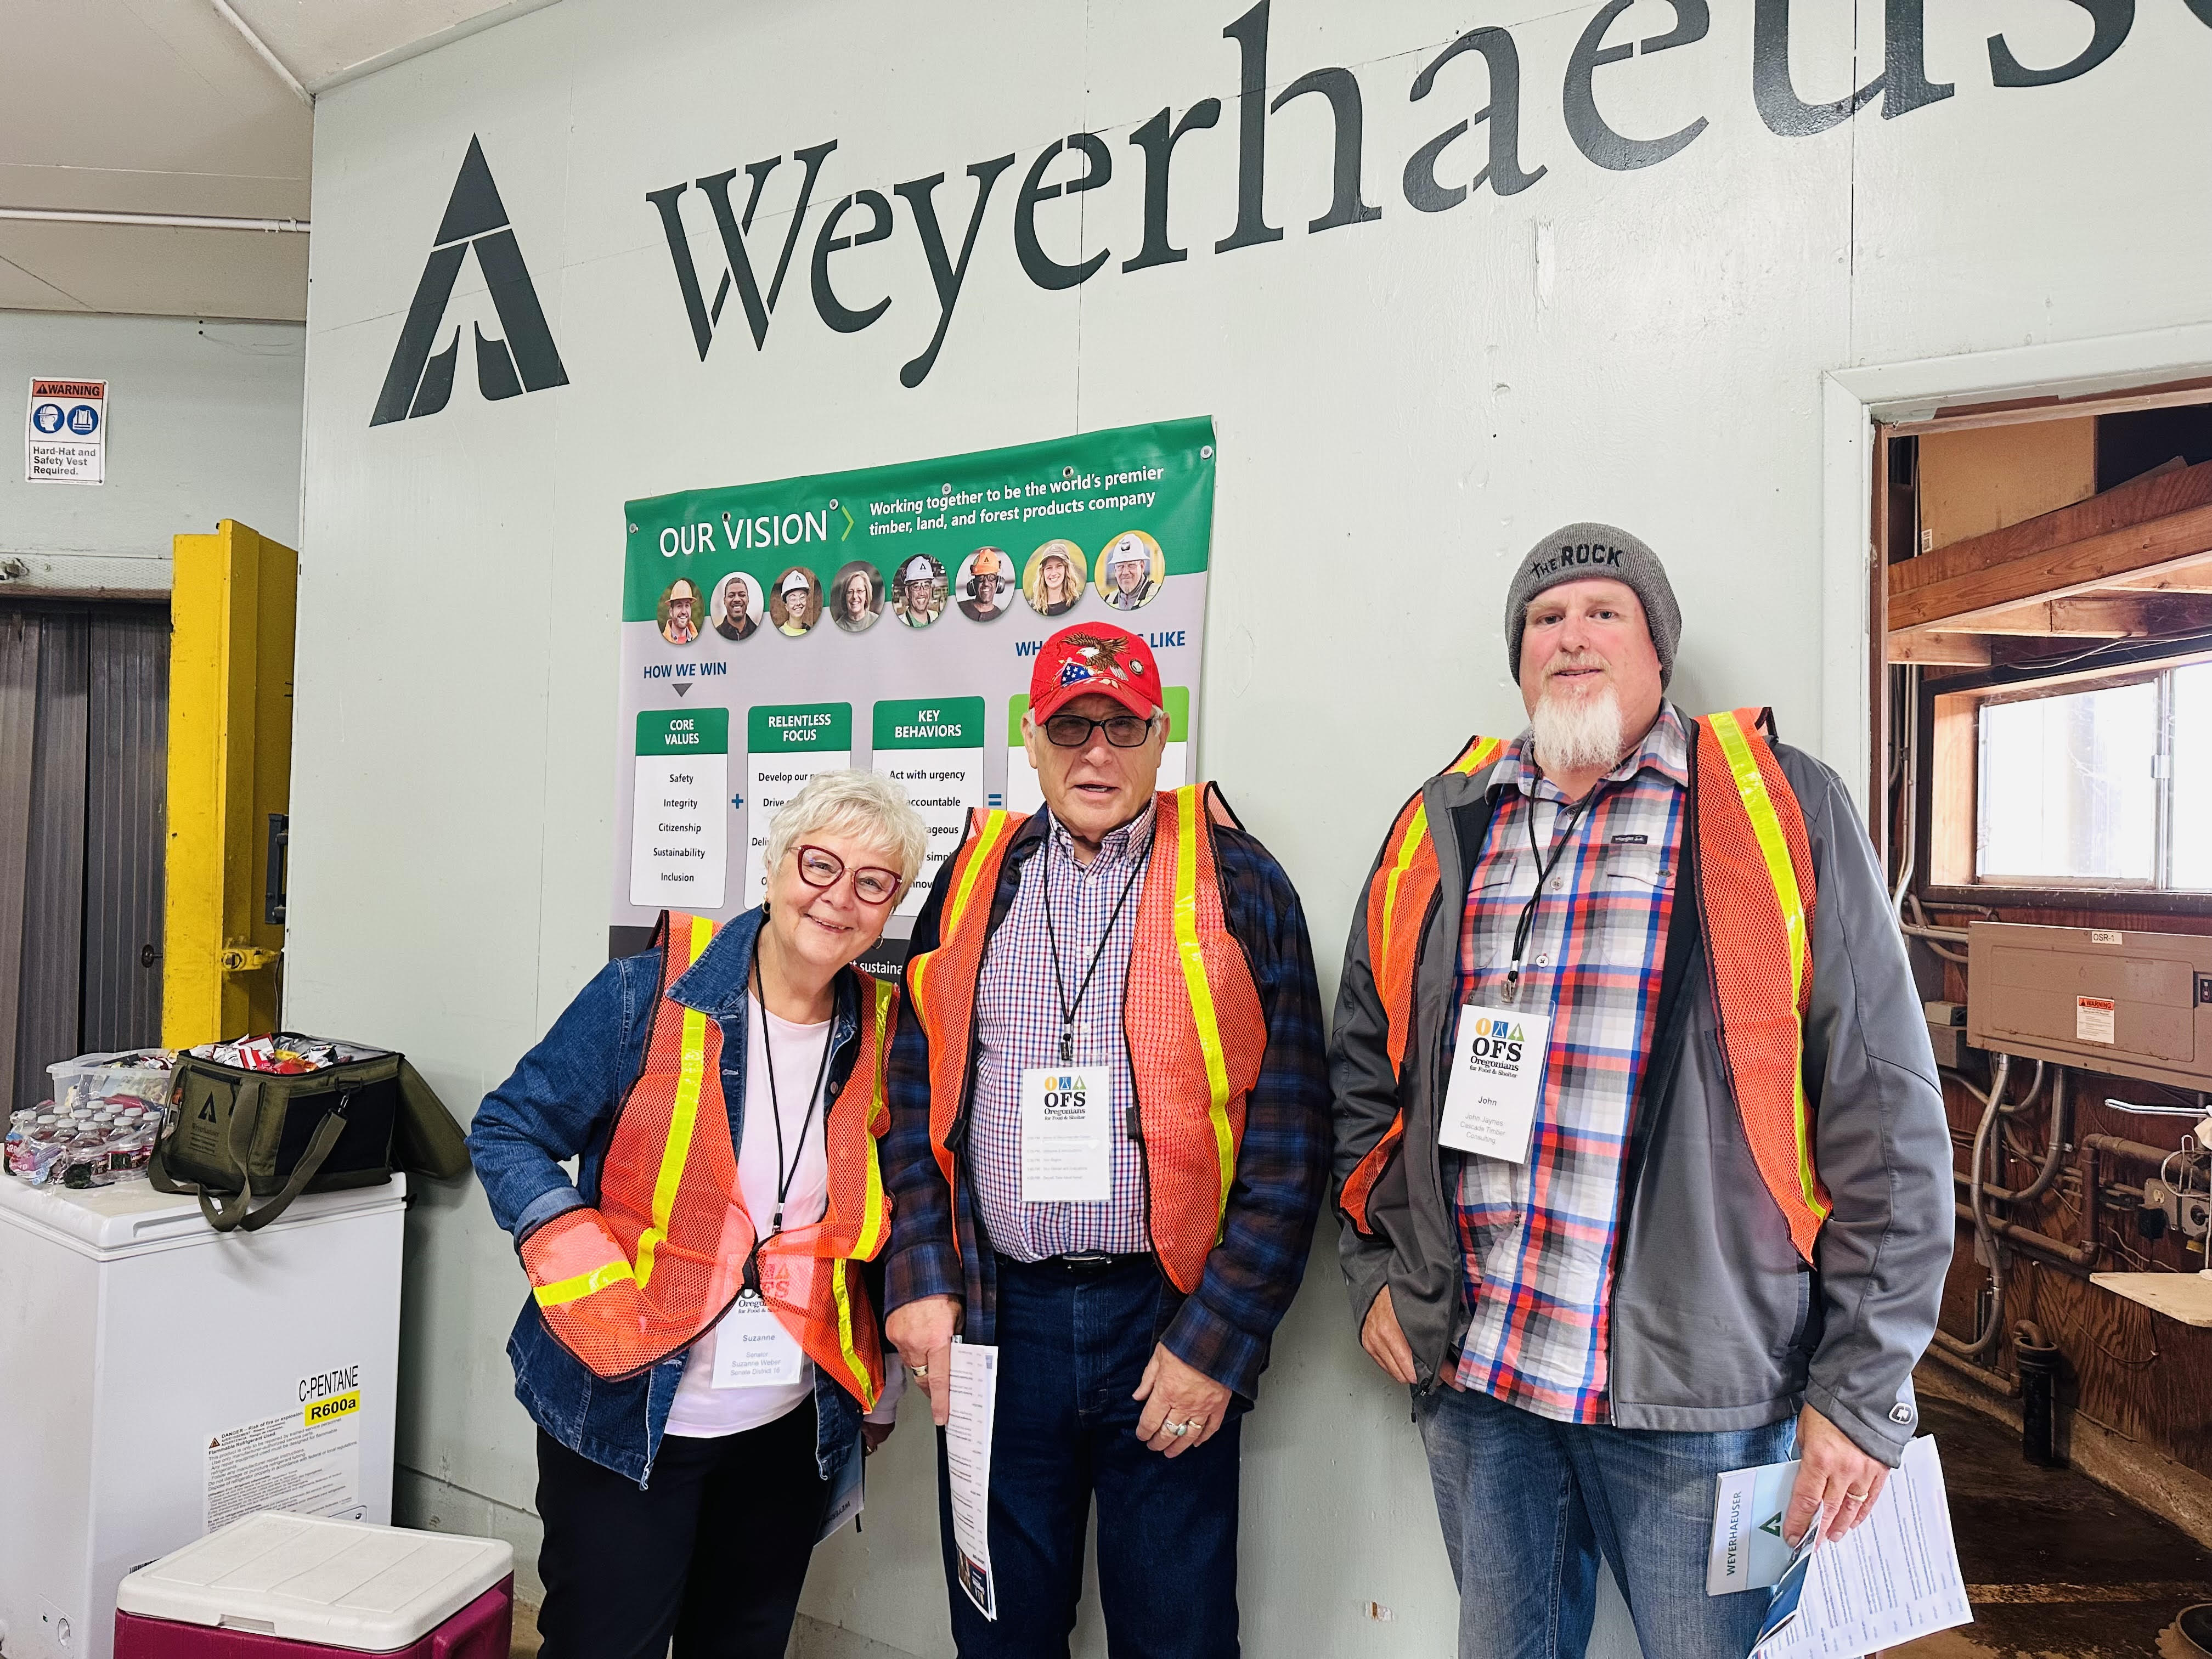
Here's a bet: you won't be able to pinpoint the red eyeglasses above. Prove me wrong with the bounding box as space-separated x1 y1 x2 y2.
793 844 901 907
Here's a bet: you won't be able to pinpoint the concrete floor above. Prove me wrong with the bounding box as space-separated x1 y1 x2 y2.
507 1393 2212 1658
1898 1395 2212 1659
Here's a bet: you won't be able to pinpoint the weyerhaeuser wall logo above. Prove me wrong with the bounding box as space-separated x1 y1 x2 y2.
371 136 569 426
377 0 2204 414
637 0 2189 389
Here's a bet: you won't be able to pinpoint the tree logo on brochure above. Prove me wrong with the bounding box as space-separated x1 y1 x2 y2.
370 136 569 426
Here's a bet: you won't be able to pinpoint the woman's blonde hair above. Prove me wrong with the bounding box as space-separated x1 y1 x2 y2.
763 769 929 896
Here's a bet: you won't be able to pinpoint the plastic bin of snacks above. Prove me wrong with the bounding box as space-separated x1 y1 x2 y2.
47 1048 177 1116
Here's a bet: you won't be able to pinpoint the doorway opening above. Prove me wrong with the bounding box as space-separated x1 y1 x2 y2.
0 601 170 1113
1866 377 2212 1641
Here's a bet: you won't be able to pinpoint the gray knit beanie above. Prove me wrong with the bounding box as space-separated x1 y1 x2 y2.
1504 522 1681 687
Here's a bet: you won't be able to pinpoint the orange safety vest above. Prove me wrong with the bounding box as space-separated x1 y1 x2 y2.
1341 709 1832 1261
518 912 899 1405
907 785 1267 1294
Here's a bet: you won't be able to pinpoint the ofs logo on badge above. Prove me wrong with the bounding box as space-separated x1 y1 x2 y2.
371 136 568 426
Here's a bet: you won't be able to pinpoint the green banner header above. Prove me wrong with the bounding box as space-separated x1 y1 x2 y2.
748 702 853 752
875 697 986 749
624 417 1215 623
637 707 729 756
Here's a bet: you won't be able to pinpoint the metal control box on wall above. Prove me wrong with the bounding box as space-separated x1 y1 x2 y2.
1966 922 2212 1091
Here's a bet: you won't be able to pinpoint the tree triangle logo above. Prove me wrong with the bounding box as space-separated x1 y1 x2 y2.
371 136 568 426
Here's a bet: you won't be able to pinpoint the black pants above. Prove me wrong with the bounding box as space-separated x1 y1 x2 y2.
534 1401 833 1659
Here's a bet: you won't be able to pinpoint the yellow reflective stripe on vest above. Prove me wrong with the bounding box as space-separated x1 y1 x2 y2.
913 811 1009 1009
1168 787 1237 1228
1379 737 1501 965
1707 712 1829 1224
1453 737 1503 778
947 812 1008 936
635 912 718 1288
828 1259 874 1406
532 1256 635 1308
852 977 895 1260
1378 799 1432 968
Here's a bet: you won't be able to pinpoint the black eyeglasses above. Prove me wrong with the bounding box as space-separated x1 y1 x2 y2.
794 845 901 906
1042 712 1158 749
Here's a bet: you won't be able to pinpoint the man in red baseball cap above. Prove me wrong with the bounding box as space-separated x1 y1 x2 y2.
881 620 1329 1658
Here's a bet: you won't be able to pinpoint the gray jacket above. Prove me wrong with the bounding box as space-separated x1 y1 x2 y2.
1329 727 1950 1465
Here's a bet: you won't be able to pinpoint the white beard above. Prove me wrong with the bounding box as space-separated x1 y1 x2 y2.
1531 684 1626 778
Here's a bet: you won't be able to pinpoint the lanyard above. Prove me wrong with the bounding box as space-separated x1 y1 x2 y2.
743 959 833 1293
1502 793 1594 1005
1039 825 1147 1065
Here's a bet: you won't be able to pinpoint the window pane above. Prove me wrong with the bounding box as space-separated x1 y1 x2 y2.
1978 681 2157 883
2172 662 2212 890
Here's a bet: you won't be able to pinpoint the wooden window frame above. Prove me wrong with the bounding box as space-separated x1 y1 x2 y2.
1919 645 2212 913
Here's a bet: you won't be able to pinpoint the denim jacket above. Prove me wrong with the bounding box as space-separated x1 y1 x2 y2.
468 907 875 1492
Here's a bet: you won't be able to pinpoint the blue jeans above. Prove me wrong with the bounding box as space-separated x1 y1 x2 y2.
1418 1384 1795 1659
935 1256 1242 1658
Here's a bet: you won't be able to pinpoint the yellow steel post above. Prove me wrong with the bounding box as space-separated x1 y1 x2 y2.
162 520 296 1048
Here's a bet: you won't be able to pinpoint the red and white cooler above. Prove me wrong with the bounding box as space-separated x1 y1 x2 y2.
113 1514 512 1658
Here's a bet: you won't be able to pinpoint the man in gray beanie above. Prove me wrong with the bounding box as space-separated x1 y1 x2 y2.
1327 524 1949 1658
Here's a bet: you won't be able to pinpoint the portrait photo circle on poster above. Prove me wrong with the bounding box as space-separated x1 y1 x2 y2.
956 547 1015 623
893 552 947 630
830 560 885 634
713 570 763 642
1023 538 1087 618
771 565 823 637
1097 531 1163 613
659 575 708 647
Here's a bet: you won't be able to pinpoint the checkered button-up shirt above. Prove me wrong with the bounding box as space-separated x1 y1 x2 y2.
1449 704 1688 1422
967 805 1154 1260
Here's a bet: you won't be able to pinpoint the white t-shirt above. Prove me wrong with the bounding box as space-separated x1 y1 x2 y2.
664 993 905 1438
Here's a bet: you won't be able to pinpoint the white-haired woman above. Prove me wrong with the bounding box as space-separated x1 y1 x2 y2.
470 770 928 1659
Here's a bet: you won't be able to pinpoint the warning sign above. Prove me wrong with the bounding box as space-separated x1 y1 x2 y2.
2075 996 2117 1045
205 1381 366 1533
26 377 105 485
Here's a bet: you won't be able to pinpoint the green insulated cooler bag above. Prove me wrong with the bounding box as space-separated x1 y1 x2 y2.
150 1037 468 1232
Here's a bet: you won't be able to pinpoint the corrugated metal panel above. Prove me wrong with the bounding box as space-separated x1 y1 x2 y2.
0 616 38 1109
83 608 170 1052
16 611 87 1110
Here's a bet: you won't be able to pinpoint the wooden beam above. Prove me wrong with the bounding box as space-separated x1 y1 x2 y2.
1950 602 2128 636
1892 458 2212 598
1885 631 1993 665
1907 593 2212 639
2106 552 2212 595
1886 502 2212 632
2049 595 2212 636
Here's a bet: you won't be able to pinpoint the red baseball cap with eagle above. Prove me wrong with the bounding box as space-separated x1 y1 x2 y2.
1028 622 1163 724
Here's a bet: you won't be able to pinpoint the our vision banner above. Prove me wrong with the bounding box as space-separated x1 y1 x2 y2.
615 417 1216 963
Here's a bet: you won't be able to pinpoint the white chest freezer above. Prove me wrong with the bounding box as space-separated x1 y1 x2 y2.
0 1175 407 1659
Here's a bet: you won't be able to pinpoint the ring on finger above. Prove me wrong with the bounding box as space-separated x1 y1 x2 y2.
1844 1488 1870 1501
1163 1420 1190 1437
909 1364 931 1380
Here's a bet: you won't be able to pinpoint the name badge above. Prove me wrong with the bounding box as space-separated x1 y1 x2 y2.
1019 1065 1114 1202
710 1291 805 1389
1437 1003 1551 1164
